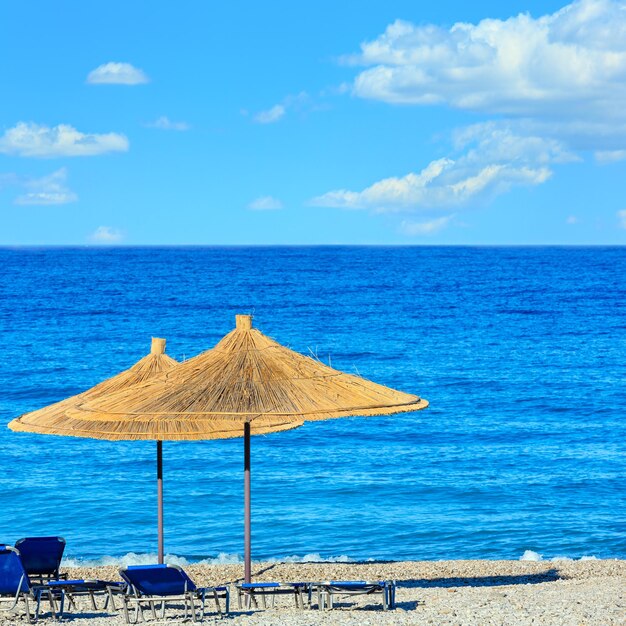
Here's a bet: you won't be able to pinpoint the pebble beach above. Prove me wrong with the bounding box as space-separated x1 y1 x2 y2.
8 559 624 626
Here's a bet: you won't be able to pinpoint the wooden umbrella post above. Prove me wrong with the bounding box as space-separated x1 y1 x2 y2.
157 440 164 564
244 422 251 583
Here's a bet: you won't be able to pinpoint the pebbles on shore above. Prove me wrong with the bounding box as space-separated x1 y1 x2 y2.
3 559 624 625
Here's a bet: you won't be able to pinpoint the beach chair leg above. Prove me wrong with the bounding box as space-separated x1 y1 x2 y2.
59 591 65 619
66 593 78 610
88 590 98 610
121 595 138 625
22 594 34 624
149 600 157 619
185 594 197 623
212 589 221 617
33 591 42 622
121 596 130 624
106 586 117 612
47 590 58 617
317 588 325 611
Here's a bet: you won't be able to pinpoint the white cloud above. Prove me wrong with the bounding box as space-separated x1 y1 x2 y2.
349 1 626 151
0 122 129 158
87 62 149 85
566 215 580 224
311 127 559 212
352 1 626 114
89 226 124 243
14 168 77 205
145 116 190 131
618 210 626 229
400 215 454 236
254 105 286 124
248 196 283 210
594 149 626 163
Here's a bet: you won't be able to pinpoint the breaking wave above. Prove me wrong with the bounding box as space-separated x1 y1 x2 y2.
63 552 354 568
519 550 599 562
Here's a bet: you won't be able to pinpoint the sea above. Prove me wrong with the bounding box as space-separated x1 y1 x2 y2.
0 246 624 566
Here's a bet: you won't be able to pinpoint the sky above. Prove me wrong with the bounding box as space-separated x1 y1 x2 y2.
1 0 626 245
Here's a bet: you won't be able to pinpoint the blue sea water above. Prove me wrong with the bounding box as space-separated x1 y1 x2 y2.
0 246 625 565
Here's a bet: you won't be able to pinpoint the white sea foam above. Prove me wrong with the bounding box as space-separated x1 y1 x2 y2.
519 550 598 563
63 552 353 568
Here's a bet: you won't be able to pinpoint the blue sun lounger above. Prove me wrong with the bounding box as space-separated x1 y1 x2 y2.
14 537 67 583
44 578 127 616
314 580 396 610
119 564 229 623
235 581 310 609
0 545 63 623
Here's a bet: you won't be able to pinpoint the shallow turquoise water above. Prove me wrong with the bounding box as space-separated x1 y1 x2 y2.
0 246 624 564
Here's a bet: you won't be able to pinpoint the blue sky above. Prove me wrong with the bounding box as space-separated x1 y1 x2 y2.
1 0 625 245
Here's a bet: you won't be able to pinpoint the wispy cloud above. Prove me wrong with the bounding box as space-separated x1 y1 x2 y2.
254 105 286 124
618 210 626 229
14 168 77 205
248 196 283 210
87 62 149 85
144 116 190 131
566 215 580 225
400 215 454 236
1 168 77 205
88 226 124 243
311 127 563 212
252 92 310 124
595 150 626 164
0 122 129 158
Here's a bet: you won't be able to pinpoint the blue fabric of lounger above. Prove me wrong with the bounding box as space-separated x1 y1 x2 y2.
14 537 65 580
121 564 196 596
0 545 31 595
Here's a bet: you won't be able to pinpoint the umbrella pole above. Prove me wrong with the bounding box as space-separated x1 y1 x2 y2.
244 422 251 583
157 440 164 564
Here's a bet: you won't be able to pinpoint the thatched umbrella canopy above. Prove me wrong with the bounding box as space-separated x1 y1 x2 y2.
66 315 428 580
8 338 180 561
8 335 300 564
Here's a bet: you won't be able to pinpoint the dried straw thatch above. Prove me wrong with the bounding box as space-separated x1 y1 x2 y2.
9 334 302 441
8 337 179 437
60 315 427 440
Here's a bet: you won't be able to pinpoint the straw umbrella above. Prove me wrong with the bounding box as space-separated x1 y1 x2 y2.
8 335 301 564
64 315 428 581
9 337 180 561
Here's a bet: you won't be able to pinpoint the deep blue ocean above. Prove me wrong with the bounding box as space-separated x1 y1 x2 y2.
1 246 625 565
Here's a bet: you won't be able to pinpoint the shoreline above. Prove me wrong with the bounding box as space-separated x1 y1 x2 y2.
26 558 624 625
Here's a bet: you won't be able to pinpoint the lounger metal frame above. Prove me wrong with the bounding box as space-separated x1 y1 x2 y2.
314 580 396 611
44 579 126 616
235 582 310 610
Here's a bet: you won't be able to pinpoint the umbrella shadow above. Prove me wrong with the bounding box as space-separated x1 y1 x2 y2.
397 569 561 589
